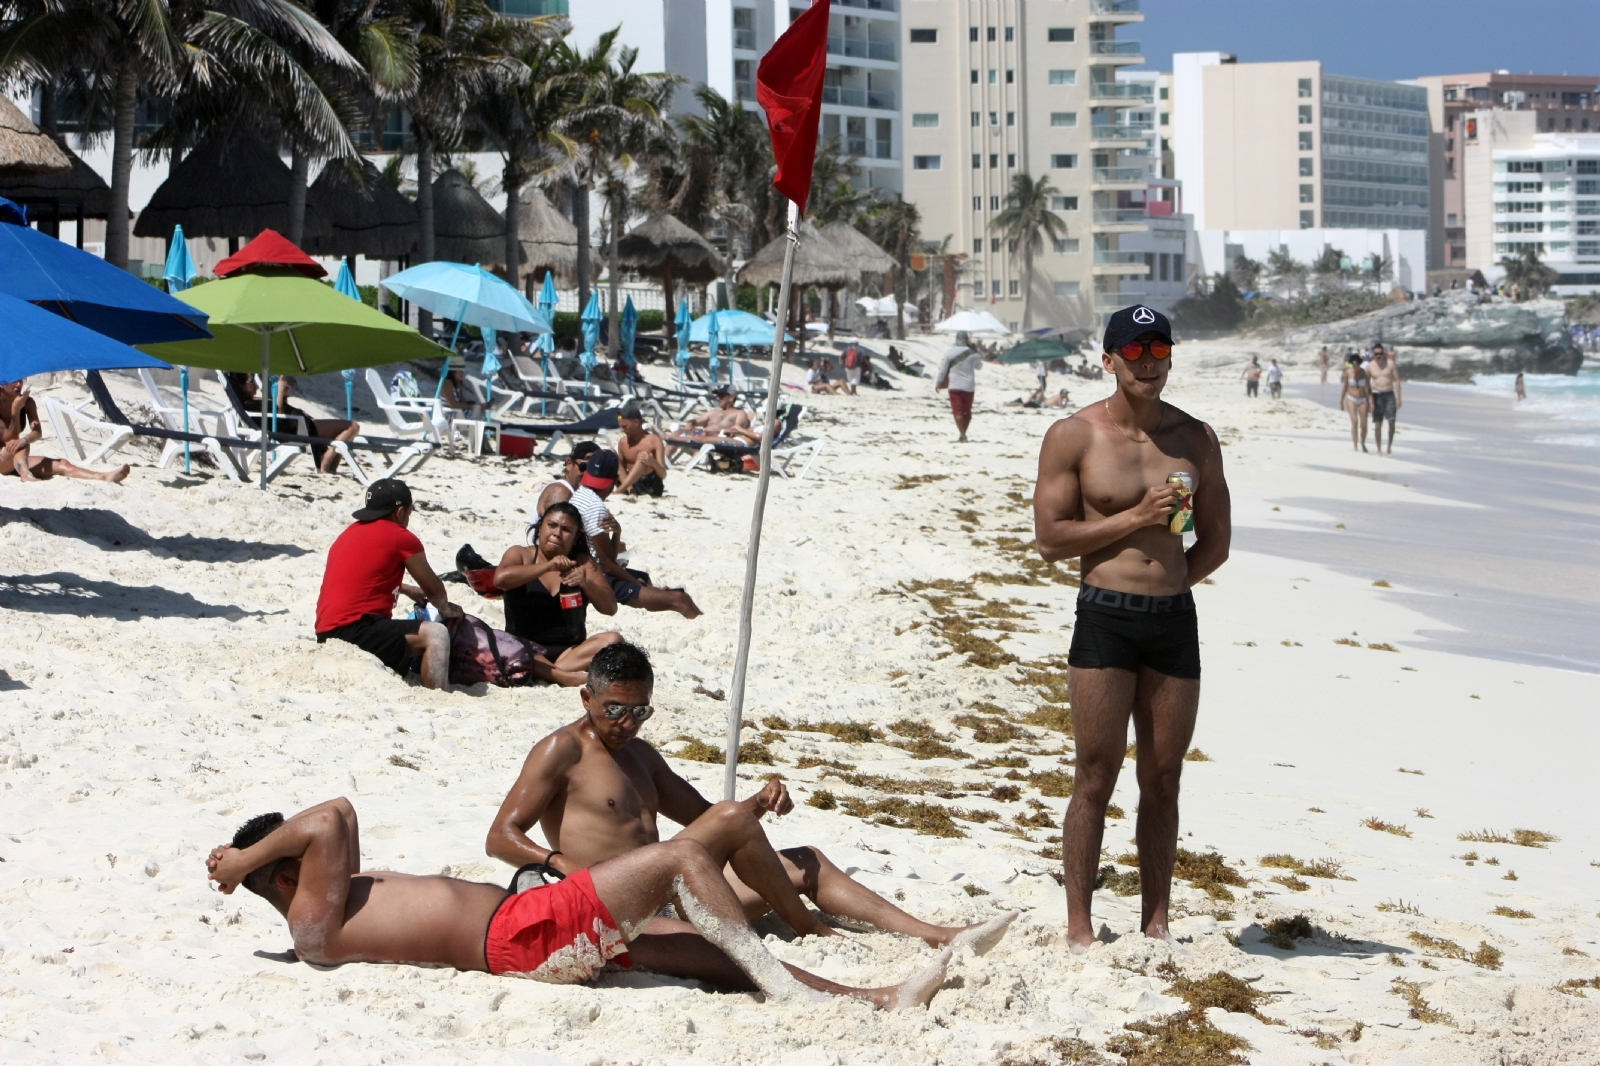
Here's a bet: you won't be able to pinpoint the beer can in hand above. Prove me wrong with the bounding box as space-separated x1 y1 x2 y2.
1167 473 1194 534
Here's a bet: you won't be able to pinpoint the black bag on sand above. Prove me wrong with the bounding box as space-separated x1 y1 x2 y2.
448 614 545 687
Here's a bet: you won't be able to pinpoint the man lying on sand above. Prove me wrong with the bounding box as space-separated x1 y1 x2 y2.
1033 304 1231 953
1 380 129 482
206 796 949 1008
486 641 1017 980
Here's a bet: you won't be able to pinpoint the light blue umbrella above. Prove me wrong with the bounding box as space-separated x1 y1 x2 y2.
579 291 602 413
707 308 722 385
674 298 693 392
381 261 549 397
619 296 638 382
534 272 558 413
685 309 788 346
334 258 362 420
163 226 199 471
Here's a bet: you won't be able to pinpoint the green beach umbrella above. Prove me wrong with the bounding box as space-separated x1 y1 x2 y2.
141 262 444 488
995 338 1078 365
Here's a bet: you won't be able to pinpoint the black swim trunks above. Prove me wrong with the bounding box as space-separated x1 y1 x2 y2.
627 472 665 497
317 613 424 674
1068 584 1200 679
1371 390 1396 422
607 567 652 606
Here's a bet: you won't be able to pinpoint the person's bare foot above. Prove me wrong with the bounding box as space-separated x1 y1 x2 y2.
1066 935 1097 956
104 464 131 484
949 910 1019 956
671 590 702 620
888 947 952 1011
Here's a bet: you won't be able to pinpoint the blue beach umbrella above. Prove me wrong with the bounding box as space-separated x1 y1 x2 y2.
579 291 602 412
1 290 171 381
619 296 638 381
380 260 549 397
534 272 558 413
707 308 722 385
685 309 789 347
674 299 692 392
162 225 199 471
334 258 362 420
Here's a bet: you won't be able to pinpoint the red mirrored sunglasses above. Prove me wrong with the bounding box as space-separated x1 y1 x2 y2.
1118 339 1173 361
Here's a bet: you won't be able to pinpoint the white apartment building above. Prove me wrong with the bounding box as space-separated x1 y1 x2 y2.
899 0 1186 332
563 0 903 193
1460 110 1600 293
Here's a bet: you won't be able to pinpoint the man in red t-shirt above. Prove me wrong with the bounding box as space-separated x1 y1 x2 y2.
315 478 461 688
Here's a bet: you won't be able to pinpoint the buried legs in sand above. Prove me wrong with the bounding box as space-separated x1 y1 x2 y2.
1063 665 1198 952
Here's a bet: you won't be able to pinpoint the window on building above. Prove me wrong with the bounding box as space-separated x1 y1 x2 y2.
973 239 983 254
1446 213 1458 225
912 112 939 128
1299 184 1314 203
1159 86 1169 100
989 111 999 126
1006 69 1014 84
1299 131 1314 150
973 196 982 211
1048 27 1074 42
1051 153 1078 168
909 28 937 43
1050 112 1077 127
992 279 1002 296
1007 153 1016 167
1054 281 1081 296
971 111 980 126
988 69 997 84
1049 69 1076 85
1051 196 1079 211
1160 112 1168 125
1298 104 1313 124
1581 179 1600 195
990 153 999 167
1054 237 1080 253
971 154 981 169
1297 77 1313 98
1300 210 1315 229
1007 239 1017 254
1144 253 1155 276
1578 161 1600 174
973 281 984 297
1299 157 1314 176
969 27 978 42
1175 254 1183 279
1159 253 1170 281
991 195 1000 209
1006 26 1014 41
970 69 978 84
1009 279 1020 296
987 26 996 41
912 155 941 170
1007 111 1015 126
734 59 754 100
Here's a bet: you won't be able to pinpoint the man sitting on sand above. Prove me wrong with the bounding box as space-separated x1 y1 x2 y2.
207 796 950 1007
1 380 129 482
1032 304 1232 953
532 440 600 527
615 403 668 497
570 451 701 620
486 641 1017 982
315 478 462 689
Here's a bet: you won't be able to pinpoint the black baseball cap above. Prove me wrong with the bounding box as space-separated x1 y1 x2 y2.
352 478 412 522
566 440 600 465
581 449 620 490
1102 304 1174 353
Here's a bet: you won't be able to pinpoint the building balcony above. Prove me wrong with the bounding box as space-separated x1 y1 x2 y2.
1093 251 1150 275
1089 124 1153 144
1089 82 1154 103
845 137 896 161
1089 0 1143 22
1092 208 1151 232
1092 166 1147 188
832 0 895 11
1094 292 1139 311
821 85 897 110
827 35 896 62
1087 40 1143 65
734 29 757 50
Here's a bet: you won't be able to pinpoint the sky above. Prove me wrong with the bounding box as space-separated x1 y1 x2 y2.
1134 0 1599 83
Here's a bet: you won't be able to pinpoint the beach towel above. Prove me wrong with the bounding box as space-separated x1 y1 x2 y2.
390 370 421 399
449 614 546 687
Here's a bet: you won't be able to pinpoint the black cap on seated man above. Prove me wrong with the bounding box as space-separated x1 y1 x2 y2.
1101 304 1174 354
352 477 413 522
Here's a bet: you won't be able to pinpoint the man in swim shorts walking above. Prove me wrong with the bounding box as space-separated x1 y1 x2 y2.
1032 304 1232 952
936 331 984 442
1367 344 1402 455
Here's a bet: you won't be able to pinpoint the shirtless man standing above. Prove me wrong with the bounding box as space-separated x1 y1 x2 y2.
1 380 129 482
486 641 1016 984
206 796 950 1008
1367 345 1402 455
615 403 669 497
1032 304 1232 952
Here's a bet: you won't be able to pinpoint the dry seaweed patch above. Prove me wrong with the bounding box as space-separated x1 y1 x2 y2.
1556 977 1600 998
1184 748 1214 762
1406 933 1503 970
1015 802 1056 829
1363 816 1413 838
1376 899 1423 915
989 784 1022 802
902 579 1020 669
1023 704 1074 734
839 796 966 838
1271 874 1310 892
1458 828 1558 848
792 719 883 744
1158 962 1273 1019
818 770 944 796
1174 849 1247 901
1491 905 1534 919
388 754 419 771
955 808 1000 824
1097 864 1142 897
1263 914 1316 949
674 737 723 763
969 754 1031 769
806 790 837 810
894 736 972 761
1259 854 1354 880
953 713 1036 745
894 473 949 490
998 1035 1111 1066
1026 768 1075 798
794 756 856 772
737 740 776 765
1104 1010 1252 1066
1390 977 1455 1025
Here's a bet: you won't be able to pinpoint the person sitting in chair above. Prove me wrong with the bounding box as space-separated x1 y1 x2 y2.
228 372 360 475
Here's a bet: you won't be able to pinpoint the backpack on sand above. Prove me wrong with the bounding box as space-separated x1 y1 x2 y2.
449 614 544 687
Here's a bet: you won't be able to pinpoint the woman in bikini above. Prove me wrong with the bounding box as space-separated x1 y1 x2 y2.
1339 353 1371 453
494 502 622 680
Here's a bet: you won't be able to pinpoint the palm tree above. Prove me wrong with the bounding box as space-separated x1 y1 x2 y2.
860 193 921 340
672 84 772 295
806 134 869 225
989 173 1066 330
1498 246 1557 300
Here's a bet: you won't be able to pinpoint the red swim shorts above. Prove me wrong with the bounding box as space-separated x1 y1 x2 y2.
484 869 632 983
948 389 974 419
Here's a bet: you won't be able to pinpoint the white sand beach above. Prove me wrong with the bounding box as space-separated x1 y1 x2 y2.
3 345 1598 1065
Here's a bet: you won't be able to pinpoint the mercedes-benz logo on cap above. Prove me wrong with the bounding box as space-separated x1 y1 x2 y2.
1131 306 1156 325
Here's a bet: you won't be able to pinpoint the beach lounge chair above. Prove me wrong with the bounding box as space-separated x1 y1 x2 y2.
498 407 621 457
364 368 448 446
508 354 586 420
678 404 824 480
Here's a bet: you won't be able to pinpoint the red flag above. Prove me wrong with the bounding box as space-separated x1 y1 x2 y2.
757 0 830 210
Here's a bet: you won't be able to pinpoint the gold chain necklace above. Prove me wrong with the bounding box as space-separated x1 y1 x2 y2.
1106 398 1164 443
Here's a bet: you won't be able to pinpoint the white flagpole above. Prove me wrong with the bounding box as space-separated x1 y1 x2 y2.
722 198 801 800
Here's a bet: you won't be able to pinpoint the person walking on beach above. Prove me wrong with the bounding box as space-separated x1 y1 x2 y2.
1318 347 1329 386
1515 371 1527 401
1266 359 1283 400
1340 353 1371 452
314 478 462 688
1241 356 1261 398
936 331 984 442
1367 345 1401 455
1032 304 1232 953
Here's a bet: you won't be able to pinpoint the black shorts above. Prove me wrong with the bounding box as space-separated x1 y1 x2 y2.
318 614 423 674
627 472 665 497
608 568 652 606
1246 379 1259 396
1068 584 1200 679
1372 390 1396 422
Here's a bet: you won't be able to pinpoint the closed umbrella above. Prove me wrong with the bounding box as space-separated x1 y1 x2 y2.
1 290 171 380
162 225 199 471
534 272 558 414
707 308 722 385
619 296 638 381
674 299 692 392
334 258 361 420
579 290 601 412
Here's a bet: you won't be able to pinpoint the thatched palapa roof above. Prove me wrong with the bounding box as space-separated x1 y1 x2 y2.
737 221 859 289
134 131 331 239
302 158 418 260
0 96 70 176
617 212 726 284
0 136 114 217
432 168 506 266
516 186 583 284
819 220 895 277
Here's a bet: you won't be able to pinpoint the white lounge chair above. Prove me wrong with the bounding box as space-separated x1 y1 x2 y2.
365 368 448 446
677 404 824 480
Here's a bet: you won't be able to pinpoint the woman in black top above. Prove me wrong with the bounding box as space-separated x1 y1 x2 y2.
494 502 621 676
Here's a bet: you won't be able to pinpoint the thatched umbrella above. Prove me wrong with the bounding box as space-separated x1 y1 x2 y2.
431 168 505 267
738 221 860 345
0 137 113 244
818 220 896 335
302 158 418 261
134 131 331 242
515 186 582 291
616 213 726 344
0 96 70 177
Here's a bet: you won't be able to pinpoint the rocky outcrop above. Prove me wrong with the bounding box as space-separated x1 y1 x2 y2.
1279 292 1582 381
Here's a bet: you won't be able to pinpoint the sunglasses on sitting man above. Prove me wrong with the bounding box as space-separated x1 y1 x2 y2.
598 700 654 722
1118 339 1173 361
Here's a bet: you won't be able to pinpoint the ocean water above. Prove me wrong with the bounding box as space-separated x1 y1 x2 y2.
1473 362 1600 447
